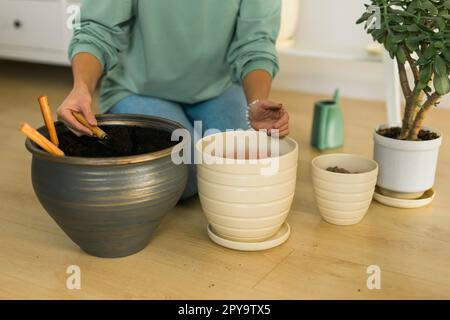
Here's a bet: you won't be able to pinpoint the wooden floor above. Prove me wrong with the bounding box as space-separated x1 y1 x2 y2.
1 59 450 300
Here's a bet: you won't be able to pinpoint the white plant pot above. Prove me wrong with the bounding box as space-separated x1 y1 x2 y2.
373 124 443 198
278 0 300 47
196 131 298 243
311 154 378 226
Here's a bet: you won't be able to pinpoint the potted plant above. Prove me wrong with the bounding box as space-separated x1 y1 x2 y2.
357 0 449 200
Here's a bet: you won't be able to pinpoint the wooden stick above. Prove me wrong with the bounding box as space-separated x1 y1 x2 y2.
19 122 65 157
38 96 59 146
72 111 108 139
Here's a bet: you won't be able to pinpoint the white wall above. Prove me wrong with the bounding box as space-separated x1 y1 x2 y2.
293 0 373 56
275 0 383 100
274 0 450 108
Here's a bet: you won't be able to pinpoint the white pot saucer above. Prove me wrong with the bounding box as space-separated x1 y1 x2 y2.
207 222 291 252
373 187 435 209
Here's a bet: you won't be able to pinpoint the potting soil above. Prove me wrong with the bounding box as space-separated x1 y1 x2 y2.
56 125 177 157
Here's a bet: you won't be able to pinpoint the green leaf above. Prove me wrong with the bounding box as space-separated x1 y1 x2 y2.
391 15 405 24
392 25 408 33
418 64 433 88
408 1 418 13
390 9 414 18
434 75 450 95
417 46 438 66
406 35 427 51
391 33 407 43
417 23 435 34
385 35 398 59
422 1 439 15
371 29 386 42
442 47 450 62
407 24 420 32
434 41 445 49
436 17 446 31
434 55 448 77
356 12 370 25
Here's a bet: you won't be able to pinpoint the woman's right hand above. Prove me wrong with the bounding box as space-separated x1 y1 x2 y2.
57 84 97 136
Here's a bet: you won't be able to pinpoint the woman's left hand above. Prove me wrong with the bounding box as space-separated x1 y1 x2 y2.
248 99 290 137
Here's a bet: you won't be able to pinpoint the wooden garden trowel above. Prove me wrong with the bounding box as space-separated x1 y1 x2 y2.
72 111 121 153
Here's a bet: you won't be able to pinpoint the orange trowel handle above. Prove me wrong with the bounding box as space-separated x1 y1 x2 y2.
72 111 108 139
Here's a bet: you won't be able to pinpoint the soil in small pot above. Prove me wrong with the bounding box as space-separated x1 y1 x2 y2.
55 125 178 157
377 127 440 141
326 166 359 174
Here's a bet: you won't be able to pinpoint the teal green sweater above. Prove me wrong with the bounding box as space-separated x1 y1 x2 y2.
69 0 281 113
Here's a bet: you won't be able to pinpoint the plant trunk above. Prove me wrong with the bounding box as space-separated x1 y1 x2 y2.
400 90 420 139
409 110 426 141
408 93 441 140
397 60 416 139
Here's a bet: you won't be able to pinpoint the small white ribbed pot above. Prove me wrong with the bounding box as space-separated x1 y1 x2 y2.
196 131 298 242
312 154 378 226
374 125 443 199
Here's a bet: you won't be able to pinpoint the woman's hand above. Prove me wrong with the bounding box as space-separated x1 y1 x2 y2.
57 84 97 136
248 99 290 137
242 70 289 137
57 53 103 136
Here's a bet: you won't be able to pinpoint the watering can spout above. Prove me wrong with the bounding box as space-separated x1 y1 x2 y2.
333 89 340 104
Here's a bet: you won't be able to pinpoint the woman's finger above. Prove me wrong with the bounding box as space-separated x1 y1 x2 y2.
269 122 289 137
80 104 97 126
274 112 289 129
277 123 289 133
60 108 93 136
279 128 290 137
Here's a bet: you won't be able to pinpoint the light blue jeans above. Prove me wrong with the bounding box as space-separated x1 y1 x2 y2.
108 84 249 200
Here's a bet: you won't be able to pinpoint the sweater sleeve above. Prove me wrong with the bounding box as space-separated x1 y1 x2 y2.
227 0 281 83
68 0 135 72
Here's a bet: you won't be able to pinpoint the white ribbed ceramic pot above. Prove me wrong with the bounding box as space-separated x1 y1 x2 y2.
312 154 378 226
196 131 298 242
374 125 443 198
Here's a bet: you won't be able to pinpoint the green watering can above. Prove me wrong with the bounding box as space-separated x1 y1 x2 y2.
311 89 344 151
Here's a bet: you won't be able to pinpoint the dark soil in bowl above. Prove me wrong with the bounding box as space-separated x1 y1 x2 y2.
55 125 177 157
326 166 358 174
377 127 440 141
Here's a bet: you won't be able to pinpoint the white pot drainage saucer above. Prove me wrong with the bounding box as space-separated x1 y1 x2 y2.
207 222 291 251
373 187 435 209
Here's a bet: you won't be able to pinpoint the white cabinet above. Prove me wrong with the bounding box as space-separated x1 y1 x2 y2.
0 0 81 65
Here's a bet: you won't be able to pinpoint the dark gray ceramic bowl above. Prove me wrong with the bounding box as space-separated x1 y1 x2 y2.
26 114 188 258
